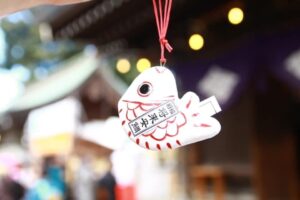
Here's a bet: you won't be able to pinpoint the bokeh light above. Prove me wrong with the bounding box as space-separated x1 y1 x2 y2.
228 7 244 25
136 58 151 73
116 58 131 74
189 34 204 51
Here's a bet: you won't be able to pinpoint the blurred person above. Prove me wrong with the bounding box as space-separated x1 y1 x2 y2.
0 175 25 200
96 171 116 200
25 156 67 200
73 157 95 200
0 0 91 16
96 161 116 200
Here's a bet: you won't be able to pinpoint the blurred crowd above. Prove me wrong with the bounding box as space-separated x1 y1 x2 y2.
0 156 116 200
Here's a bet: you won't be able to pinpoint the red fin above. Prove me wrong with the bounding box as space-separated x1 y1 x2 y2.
145 142 150 149
157 144 161 150
167 143 172 149
186 99 192 109
192 113 199 117
200 123 211 127
194 123 211 128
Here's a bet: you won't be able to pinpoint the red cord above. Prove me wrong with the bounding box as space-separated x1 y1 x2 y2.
152 0 173 65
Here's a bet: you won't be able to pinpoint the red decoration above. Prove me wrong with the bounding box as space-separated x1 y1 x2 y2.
152 0 173 65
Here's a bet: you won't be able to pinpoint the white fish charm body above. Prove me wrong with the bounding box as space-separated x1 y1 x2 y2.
118 66 221 151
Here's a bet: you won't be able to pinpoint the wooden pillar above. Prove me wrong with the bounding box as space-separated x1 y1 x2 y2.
253 133 298 200
253 78 300 200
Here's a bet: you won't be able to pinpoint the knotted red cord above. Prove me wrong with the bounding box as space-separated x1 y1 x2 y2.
152 0 173 65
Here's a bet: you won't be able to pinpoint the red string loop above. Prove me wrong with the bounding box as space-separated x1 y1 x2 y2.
152 0 173 65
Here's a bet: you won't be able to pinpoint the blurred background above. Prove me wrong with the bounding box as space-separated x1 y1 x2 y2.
0 0 299 199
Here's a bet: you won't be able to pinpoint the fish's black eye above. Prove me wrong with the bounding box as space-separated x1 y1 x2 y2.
138 82 152 97
140 84 150 94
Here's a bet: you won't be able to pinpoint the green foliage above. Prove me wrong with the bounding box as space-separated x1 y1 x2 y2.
0 19 84 80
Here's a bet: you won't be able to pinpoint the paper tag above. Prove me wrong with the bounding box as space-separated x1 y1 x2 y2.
128 101 179 137
198 96 222 117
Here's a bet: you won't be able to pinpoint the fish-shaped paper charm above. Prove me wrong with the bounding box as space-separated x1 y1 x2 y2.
118 66 221 151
